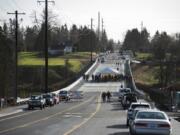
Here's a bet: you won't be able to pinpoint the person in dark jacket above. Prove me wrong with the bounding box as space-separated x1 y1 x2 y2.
101 92 106 102
106 91 111 102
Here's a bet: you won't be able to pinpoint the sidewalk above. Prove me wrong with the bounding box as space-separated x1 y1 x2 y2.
0 105 26 118
166 110 180 120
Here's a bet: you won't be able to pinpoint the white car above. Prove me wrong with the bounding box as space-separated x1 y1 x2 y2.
130 110 172 135
127 102 151 126
70 91 83 100
128 107 150 127
59 90 70 101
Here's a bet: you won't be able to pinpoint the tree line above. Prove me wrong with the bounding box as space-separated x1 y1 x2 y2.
122 28 180 88
0 11 115 98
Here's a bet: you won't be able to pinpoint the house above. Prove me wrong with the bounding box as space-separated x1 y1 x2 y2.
48 43 65 56
48 41 73 56
63 41 73 53
48 49 63 56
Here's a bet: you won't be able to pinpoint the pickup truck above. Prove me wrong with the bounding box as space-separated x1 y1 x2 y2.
118 88 131 101
43 93 55 106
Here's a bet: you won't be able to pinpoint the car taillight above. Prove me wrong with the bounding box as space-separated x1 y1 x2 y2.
158 124 170 128
135 123 147 127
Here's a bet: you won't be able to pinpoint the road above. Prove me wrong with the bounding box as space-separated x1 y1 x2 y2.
0 53 179 135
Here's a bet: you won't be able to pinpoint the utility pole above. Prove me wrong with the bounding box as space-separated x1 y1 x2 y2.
7 10 25 100
141 21 143 32
102 18 104 33
96 12 100 53
37 0 55 93
90 18 93 63
101 18 105 52
98 12 100 41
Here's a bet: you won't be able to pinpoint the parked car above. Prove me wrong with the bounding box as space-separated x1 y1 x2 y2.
59 90 70 101
129 110 172 135
52 93 60 104
43 93 55 106
28 95 45 110
118 88 131 101
127 102 151 126
70 91 83 100
121 93 138 109
128 107 150 127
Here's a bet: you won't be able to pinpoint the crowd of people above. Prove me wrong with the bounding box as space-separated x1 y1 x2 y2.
91 74 124 82
83 74 89 81
83 73 132 82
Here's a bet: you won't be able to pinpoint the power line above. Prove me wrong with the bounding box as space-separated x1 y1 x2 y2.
10 0 24 11
7 10 25 100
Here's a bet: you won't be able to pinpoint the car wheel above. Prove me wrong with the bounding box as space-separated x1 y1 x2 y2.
40 105 43 110
126 119 129 126
130 129 136 135
28 106 31 110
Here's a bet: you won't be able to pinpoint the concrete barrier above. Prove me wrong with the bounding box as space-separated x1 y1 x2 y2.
126 59 146 98
53 59 99 94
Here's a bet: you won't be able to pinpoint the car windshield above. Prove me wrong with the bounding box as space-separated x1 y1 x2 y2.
31 96 40 100
60 91 67 94
126 96 136 102
120 89 130 93
131 104 150 109
136 112 166 119
43 94 52 98
125 89 131 92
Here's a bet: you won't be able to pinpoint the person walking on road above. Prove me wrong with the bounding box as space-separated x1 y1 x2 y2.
101 92 106 102
106 91 111 102
0 97 4 109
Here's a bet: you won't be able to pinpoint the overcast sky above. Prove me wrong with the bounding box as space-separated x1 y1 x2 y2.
0 0 180 41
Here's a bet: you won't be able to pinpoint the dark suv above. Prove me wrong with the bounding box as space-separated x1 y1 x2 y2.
28 95 46 110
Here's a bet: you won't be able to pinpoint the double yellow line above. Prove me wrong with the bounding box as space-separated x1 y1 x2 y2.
0 95 98 134
63 93 102 135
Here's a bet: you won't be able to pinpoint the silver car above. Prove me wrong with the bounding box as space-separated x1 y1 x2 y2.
130 110 172 135
127 102 151 126
128 107 150 126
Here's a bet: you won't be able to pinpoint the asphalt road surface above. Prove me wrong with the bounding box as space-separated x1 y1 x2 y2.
0 53 179 135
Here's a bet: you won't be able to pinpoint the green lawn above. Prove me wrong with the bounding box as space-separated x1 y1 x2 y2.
135 52 152 61
132 65 158 86
18 52 91 72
